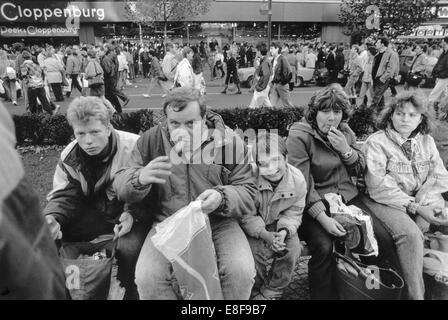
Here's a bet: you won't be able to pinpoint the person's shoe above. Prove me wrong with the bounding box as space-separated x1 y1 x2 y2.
236 91 242 95
143 94 150 98
53 105 61 115
221 90 227 94
12 100 17 106
123 97 131 107
161 93 167 98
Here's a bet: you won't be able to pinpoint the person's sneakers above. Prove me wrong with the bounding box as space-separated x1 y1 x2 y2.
143 94 150 98
161 93 167 98
12 100 17 106
236 91 242 95
123 97 131 107
220 90 227 94
53 105 61 115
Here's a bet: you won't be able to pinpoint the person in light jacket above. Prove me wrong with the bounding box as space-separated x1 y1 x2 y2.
363 90 448 300
404 43 428 90
242 132 306 300
173 47 195 89
84 50 105 97
42 50 65 101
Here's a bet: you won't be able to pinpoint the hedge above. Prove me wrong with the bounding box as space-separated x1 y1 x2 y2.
12 106 375 146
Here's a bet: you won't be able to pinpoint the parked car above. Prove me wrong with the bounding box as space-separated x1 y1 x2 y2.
237 65 315 88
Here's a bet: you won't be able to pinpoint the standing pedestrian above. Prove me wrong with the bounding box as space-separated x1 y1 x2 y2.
85 50 105 97
428 37 448 116
65 49 82 98
100 46 122 113
143 49 170 98
42 50 65 102
221 50 242 95
370 36 399 113
248 43 272 108
269 42 293 108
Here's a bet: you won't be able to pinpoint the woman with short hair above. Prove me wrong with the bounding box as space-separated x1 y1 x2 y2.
363 90 448 300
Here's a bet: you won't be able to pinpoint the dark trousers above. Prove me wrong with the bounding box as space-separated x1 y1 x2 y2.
298 194 399 300
213 63 225 78
61 206 151 300
67 74 82 97
104 78 122 113
371 79 391 113
28 87 53 114
142 63 150 78
50 83 64 101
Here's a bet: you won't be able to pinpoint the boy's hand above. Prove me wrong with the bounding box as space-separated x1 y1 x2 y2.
260 230 280 247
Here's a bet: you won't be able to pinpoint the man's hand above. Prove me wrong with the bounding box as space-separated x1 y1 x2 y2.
197 189 223 215
46 215 62 240
114 212 134 238
317 213 347 238
138 156 172 185
328 127 350 155
417 206 448 226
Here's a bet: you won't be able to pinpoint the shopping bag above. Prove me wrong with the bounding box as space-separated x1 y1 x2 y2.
60 236 116 300
63 78 72 94
151 201 223 300
325 193 378 257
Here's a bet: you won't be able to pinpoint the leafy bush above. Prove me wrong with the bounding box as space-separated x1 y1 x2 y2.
14 110 154 146
213 107 305 137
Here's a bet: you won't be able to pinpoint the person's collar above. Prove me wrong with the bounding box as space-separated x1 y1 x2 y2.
257 165 295 193
385 125 419 146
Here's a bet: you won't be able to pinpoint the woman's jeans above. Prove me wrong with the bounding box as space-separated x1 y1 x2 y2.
135 216 256 300
248 222 301 299
361 197 425 300
298 194 400 300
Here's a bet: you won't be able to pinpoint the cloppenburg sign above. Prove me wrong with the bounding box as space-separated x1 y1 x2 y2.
0 1 128 23
0 25 79 37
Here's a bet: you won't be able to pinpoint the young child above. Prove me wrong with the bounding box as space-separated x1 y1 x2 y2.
242 132 307 300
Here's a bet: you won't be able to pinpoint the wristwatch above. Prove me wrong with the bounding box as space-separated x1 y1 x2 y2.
342 148 353 159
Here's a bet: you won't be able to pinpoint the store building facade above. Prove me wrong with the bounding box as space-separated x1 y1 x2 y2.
3 0 448 45
0 0 350 44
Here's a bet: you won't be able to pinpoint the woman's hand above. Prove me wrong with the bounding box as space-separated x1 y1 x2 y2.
328 127 351 155
317 213 347 238
417 206 448 226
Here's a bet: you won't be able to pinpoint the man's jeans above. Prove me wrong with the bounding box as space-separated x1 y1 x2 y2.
248 222 301 299
135 216 256 300
270 83 294 108
362 197 425 300
371 78 390 113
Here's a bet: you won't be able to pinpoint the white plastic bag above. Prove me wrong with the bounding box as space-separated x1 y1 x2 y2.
151 201 223 300
325 193 379 257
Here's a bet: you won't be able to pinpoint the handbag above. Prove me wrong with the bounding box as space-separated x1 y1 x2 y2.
334 248 404 300
60 236 117 300
407 72 423 87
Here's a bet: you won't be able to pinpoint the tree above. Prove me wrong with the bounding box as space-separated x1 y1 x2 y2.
125 0 212 41
339 0 438 38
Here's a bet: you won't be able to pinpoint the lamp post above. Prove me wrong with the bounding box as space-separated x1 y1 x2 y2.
267 0 272 48
187 23 190 46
